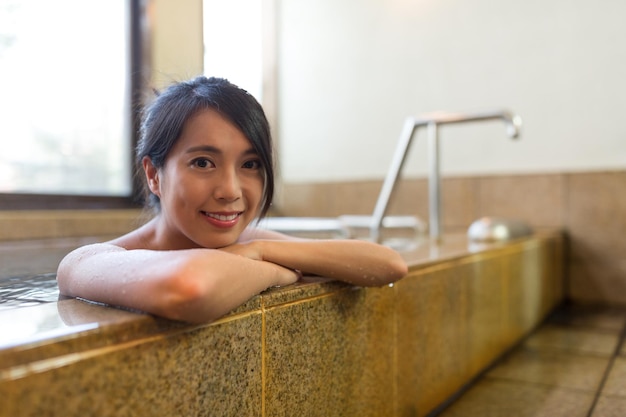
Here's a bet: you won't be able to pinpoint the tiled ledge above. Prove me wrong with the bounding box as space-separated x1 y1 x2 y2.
0 209 146 241
0 231 564 417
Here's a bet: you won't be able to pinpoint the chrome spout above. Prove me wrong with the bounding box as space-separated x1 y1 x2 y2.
369 109 522 243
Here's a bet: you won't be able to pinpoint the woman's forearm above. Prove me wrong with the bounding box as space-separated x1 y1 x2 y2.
58 244 299 323
256 239 408 286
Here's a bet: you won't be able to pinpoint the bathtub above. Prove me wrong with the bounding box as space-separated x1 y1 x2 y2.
0 230 563 416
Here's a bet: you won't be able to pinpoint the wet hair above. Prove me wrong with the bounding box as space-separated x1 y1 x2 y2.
136 76 275 219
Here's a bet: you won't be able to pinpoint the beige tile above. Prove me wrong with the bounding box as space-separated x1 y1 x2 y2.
565 171 626 304
331 180 381 215
387 178 427 218
487 348 611 391
442 177 479 231
396 266 472 417
381 176 478 232
523 324 620 356
566 171 626 261
439 377 595 417
1 313 264 417
0 210 144 240
569 259 626 305
592 395 626 417
601 357 626 397
264 285 396 417
477 173 565 228
278 182 333 217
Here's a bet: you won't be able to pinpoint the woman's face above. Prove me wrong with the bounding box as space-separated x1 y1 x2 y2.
145 108 264 249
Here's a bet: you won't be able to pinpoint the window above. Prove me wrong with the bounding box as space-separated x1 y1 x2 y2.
0 0 139 207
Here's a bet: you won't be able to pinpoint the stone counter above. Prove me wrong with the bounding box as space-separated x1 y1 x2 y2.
0 231 564 417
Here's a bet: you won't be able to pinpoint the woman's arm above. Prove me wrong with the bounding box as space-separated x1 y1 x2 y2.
57 243 299 323
222 235 408 286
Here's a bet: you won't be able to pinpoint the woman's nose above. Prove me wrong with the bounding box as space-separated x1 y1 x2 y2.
214 168 242 201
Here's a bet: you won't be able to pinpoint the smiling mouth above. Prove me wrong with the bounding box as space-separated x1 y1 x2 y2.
202 212 241 221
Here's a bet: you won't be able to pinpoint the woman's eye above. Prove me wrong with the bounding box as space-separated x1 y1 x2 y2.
242 159 261 170
191 158 213 169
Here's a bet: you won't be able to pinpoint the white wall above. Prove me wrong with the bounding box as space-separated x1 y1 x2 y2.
277 0 626 183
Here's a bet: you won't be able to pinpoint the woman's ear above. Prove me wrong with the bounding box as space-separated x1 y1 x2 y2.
142 156 161 197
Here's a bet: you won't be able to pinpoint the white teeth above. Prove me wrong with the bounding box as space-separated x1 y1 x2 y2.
206 212 239 221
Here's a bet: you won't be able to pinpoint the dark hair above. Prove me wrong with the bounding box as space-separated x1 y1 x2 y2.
136 76 275 219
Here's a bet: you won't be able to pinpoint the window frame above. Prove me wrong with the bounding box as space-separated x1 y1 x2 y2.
0 0 147 211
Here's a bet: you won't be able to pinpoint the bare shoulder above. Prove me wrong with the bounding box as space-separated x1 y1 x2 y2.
57 242 126 277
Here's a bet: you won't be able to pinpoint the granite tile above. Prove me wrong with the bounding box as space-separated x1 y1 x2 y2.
487 348 610 392
260 276 349 308
463 255 510 375
438 377 595 417
523 324 620 357
0 312 263 417
592 395 626 417
264 285 395 417
396 264 471 417
503 246 545 337
600 357 626 397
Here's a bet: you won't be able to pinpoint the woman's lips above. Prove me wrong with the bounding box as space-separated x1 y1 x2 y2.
201 211 242 228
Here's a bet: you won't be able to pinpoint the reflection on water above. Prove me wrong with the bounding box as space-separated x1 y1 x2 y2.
0 273 59 310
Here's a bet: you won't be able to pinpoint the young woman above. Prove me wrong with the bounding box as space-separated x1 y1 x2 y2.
57 76 408 324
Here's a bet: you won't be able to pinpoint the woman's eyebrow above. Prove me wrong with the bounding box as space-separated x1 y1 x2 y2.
185 145 258 156
185 145 221 154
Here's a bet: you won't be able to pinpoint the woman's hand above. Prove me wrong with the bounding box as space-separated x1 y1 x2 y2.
219 241 299 286
218 241 264 261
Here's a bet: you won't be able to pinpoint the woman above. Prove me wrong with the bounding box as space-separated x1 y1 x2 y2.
57 76 408 324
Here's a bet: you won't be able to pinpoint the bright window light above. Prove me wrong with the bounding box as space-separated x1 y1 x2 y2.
0 0 131 196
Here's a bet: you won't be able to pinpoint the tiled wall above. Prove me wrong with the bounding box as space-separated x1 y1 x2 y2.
0 209 147 241
277 170 626 306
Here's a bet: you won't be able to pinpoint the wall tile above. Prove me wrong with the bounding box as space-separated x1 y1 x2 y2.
569 258 626 305
477 173 565 228
566 171 626 263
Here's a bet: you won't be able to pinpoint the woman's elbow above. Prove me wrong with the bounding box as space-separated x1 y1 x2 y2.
379 254 409 285
157 274 218 323
391 257 409 280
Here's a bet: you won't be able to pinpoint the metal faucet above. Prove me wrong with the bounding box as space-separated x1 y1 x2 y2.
369 109 522 242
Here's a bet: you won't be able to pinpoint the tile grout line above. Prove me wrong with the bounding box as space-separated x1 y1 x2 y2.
392 283 398 417
261 301 267 417
584 316 626 417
